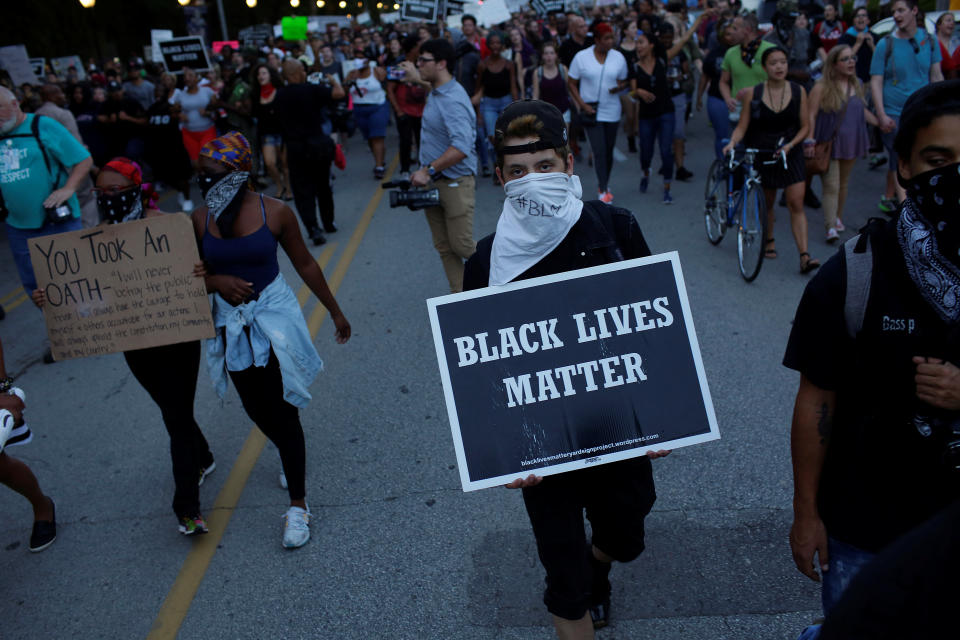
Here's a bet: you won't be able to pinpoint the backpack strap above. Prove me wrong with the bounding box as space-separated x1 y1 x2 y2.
843 231 874 338
30 114 53 178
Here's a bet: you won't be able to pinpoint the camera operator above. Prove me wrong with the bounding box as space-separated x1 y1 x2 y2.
275 59 345 245
401 38 478 293
785 79 960 620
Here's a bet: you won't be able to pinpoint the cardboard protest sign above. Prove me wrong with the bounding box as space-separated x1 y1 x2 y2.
239 24 273 49
401 0 440 23
151 29 174 64
531 0 566 15
428 253 720 491
281 16 308 41
158 37 211 74
478 0 511 27
28 215 215 361
0 45 39 87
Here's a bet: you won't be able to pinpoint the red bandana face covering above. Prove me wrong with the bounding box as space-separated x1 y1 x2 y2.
260 83 275 99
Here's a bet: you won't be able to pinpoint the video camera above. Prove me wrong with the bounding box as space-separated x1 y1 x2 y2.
381 179 440 211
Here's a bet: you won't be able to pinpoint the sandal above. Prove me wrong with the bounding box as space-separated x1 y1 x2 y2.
764 239 778 259
800 252 821 274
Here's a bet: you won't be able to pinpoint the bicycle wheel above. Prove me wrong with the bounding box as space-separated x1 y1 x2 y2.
737 184 768 282
703 159 727 245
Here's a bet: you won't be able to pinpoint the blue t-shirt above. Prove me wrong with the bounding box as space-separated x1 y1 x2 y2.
0 114 90 229
870 29 942 118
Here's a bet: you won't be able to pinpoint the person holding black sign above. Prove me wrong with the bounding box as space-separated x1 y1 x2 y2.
463 100 670 638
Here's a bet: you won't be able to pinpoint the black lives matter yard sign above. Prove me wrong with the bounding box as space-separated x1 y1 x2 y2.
428 253 720 491
158 36 211 74
28 214 215 361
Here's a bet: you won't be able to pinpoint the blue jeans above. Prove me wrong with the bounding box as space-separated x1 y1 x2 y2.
481 95 513 160
707 96 731 160
821 536 876 616
638 112 676 182
6 218 85 294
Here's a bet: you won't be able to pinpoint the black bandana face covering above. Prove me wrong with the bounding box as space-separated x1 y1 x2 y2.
97 187 142 224
906 162 960 260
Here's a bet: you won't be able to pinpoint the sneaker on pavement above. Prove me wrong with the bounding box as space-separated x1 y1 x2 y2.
0 409 13 453
663 190 674 205
599 190 614 204
198 460 216 486
29 499 56 552
639 174 649 193
826 228 839 243
178 513 209 537
282 505 311 549
835 220 846 232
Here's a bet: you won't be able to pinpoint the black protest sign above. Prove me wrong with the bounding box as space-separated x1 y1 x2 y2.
401 0 440 22
158 36 211 74
531 0 565 16
428 253 720 491
28 214 215 361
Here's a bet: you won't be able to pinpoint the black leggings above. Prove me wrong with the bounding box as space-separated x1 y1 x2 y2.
585 121 619 193
124 340 212 518
286 140 334 232
227 348 306 501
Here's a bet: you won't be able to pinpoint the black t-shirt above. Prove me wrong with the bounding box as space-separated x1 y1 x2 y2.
633 58 673 119
783 221 960 553
559 36 592 69
101 96 145 141
703 44 728 100
274 82 334 142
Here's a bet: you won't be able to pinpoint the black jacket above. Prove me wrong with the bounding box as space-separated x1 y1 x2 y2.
463 200 650 291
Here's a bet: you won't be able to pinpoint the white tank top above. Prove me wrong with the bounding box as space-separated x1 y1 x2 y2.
350 61 386 105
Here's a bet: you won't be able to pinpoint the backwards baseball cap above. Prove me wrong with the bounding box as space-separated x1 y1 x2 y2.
494 100 568 157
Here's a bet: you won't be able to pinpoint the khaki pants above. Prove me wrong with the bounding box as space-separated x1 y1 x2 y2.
822 158 856 230
424 174 476 293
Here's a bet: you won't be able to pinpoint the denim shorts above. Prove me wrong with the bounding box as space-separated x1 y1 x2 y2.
354 101 390 140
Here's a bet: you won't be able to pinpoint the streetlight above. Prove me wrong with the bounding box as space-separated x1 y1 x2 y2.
78 0 95 7
246 0 256 7
393 3 399 9
317 0 325 6
291 0 300 6
177 0 190 5
338 0 345 7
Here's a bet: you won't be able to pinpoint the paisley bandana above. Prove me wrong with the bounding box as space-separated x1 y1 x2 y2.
897 205 960 324
97 188 143 224
203 171 250 222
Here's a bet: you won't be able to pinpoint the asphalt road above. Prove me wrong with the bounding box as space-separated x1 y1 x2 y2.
0 107 890 639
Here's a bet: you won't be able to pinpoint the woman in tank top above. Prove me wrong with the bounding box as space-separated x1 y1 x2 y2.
345 48 389 179
473 32 519 184
724 46 820 274
618 20 640 153
532 42 571 122
807 45 880 244
189 132 351 549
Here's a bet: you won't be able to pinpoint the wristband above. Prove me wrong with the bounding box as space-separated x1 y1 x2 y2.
803 138 816 146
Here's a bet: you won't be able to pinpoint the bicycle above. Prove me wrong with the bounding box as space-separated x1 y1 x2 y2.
703 145 785 282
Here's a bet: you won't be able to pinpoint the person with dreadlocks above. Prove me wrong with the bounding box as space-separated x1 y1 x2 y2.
32 157 214 537
190 132 351 549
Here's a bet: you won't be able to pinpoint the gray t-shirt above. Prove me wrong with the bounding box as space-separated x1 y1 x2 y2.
122 79 156 111
419 78 477 178
173 86 216 132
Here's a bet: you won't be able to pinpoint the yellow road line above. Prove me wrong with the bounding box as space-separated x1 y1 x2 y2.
307 155 398 337
3 292 28 313
297 243 338 307
147 155 398 640
0 287 25 305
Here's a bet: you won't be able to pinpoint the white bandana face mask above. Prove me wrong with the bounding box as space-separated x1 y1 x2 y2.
489 171 584 286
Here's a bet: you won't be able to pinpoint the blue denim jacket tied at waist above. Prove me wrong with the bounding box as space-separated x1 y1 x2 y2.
205 273 323 408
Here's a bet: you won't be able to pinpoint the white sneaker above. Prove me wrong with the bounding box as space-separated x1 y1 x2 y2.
282 505 310 549
181 199 194 213
0 410 13 454
826 228 839 243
